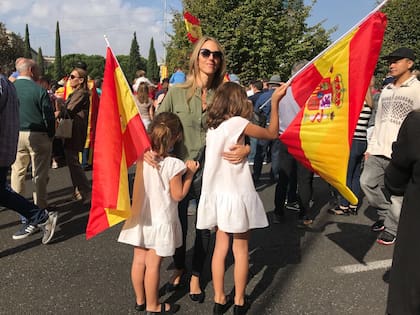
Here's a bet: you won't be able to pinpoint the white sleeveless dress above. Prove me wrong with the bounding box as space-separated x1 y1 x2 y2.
118 157 185 257
197 116 269 233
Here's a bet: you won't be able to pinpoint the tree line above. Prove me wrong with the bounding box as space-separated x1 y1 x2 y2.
1 0 419 86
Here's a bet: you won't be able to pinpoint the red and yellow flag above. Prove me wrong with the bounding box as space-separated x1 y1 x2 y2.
184 11 202 43
86 47 150 239
280 12 387 205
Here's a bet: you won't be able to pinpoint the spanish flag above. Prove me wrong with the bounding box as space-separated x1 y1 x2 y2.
280 11 387 205
184 11 202 43
86 47 150 239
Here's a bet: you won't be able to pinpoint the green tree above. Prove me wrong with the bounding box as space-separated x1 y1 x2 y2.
37 47 45 76
116 55 130 81
61 54 105 79
0 22 24 74
374 0 420 81
166 0 332 83
147 38 159 80
54 21 64 80
23 24 32 59
128 32 147 83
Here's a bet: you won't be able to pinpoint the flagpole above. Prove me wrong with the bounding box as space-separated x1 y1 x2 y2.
102 36 140 107
288 0 390 83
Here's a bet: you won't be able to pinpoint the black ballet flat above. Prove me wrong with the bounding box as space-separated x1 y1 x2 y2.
189 291 205 303
163 281 180 294
135 302 146 312
233 299 251 315
145 303 180 314
213 297 233 315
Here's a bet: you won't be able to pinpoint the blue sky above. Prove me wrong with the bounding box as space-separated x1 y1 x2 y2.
0 0 380 62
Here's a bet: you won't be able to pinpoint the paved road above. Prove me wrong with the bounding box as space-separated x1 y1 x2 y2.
0 165 393 314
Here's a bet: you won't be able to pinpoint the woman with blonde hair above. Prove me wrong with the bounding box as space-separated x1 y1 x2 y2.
145 36 250 303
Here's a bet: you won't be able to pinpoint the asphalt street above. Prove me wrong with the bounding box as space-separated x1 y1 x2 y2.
0 164 393 314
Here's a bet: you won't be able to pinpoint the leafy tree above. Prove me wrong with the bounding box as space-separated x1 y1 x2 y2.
37 47 45 76
166 0 332 83
23 24 32 59
147 38 159 81
116 54 130 81
374 0 420 81
0 22 24 74
128 32 147 83
54 21 64 80
61 54 105 79
165 10 191 78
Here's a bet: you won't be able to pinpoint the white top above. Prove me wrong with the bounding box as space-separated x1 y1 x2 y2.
367 75 420 158
197 116 269 233
118 157 185 257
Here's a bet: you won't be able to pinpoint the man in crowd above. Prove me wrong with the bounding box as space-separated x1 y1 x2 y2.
11 58 56 238
0 67 57 244
361 47 420 245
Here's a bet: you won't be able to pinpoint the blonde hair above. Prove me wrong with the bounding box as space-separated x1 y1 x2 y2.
149 112 183 157
179 36 226 102
207 82 252 129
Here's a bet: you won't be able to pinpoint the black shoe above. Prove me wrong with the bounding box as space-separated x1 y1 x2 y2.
376 231 396 245
163 281 180 294
145 303 180 314
371 220 385 232
327 206 349 216
233 298 251 315
349 205 358 215
213 302 230 315
135 302 146 311
189 291 205 303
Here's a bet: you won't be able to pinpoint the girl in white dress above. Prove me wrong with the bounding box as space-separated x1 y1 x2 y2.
197 81 288 314
118 112 199 314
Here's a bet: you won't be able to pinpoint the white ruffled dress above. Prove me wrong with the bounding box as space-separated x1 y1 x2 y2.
197 116 269 233
118 157 185 257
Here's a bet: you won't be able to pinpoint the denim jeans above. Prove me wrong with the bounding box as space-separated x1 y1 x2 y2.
0 166 47 225
253 138 281 182
360 155 391 221
339 139 367 207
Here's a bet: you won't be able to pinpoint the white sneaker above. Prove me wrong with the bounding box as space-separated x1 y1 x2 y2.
38 211 58 244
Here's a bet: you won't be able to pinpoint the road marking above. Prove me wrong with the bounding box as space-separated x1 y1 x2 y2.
333 259 392 274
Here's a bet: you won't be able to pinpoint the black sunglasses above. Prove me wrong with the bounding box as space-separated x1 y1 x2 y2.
199 48 223 59
69 74 81 79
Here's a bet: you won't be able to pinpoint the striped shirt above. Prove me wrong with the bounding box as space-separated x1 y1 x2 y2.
353 103 372 140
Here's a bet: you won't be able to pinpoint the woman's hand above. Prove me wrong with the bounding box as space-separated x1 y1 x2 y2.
143 149 161 169
222 144 250 164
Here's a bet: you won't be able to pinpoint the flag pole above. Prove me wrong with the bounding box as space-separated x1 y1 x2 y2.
288 0 390 83
102 36 140 111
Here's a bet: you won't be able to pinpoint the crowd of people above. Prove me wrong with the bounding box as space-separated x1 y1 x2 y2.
1 39 420 314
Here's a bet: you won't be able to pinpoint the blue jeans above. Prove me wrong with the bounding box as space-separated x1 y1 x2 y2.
253 138 281 182
0 166 47 225
339 139 367 207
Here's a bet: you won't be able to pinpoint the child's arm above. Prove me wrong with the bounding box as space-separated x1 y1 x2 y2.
244 82 289 140
170 160 199 202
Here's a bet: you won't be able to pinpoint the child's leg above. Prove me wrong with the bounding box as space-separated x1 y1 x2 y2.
212 228 230 304
144 249 163 312
131 247 147 305
232 231 250 306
